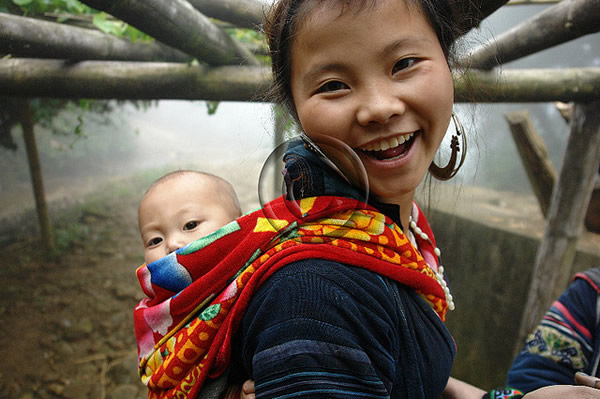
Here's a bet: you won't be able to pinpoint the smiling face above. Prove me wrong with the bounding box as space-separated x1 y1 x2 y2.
138 173 241 264
290 0 454 214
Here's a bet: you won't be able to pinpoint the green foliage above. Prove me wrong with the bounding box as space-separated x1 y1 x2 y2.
9 0 91 15
226 28 264 46
6 0 151 42
226 27 270 65
35 99 114 146
53 221 90 255
206 101 219 115
91 12 150 42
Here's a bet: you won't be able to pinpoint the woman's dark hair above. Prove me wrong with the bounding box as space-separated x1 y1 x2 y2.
263 0 463 122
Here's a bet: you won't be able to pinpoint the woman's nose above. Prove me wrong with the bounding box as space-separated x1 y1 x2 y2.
356 85 406 126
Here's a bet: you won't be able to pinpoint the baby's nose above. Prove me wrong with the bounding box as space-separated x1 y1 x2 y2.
167 236 187 254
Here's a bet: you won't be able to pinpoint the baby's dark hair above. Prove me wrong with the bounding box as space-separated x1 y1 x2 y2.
263 0 463 122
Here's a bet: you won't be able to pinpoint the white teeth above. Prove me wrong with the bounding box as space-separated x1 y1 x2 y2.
360 132 414 152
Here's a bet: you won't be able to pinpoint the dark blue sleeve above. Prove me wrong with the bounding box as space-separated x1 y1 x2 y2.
507 277 599 393
241 259 399 398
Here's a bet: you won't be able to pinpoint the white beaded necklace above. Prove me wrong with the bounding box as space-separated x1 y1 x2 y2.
408 216 455 311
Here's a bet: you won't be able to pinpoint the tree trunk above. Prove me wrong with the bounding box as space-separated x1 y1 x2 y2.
17 99 54 252
0 13 191 62
514 100 600 355
505 110 557 216
79 0 259 66
188 0 266 30
463 0 600 69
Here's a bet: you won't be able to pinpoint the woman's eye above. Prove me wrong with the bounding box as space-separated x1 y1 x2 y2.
147 237 162 247
184 221 199 230
392 58 417 74
316 80 349 93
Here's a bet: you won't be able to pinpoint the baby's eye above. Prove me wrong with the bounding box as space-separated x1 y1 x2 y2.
316 80 349 93
147 237 162 247
392 58 418 74
184 221 199 230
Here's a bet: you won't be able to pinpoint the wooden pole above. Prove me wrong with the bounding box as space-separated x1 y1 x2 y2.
79 0 259 66
454 68 600 103
1 59 599 103
187 0 265 30
462 0 600 69
273 105 287 199
0 13 191 62
0 60 270 101
514 100 600 355
17 99 54 252
505 110 557 216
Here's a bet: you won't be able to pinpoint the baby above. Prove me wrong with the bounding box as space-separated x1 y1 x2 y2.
138 170 242 264
137 170 256 397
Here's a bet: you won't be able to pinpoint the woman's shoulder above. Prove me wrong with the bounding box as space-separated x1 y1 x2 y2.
254 258 397 305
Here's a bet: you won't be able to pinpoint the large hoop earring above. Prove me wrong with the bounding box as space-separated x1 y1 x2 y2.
429 113 467 181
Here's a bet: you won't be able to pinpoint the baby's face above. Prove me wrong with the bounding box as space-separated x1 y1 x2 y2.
138 175 238 264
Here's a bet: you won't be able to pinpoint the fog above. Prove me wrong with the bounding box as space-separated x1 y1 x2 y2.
1 3 599 218
456 4 600 189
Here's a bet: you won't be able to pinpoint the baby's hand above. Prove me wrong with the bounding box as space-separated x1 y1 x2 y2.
241 379 255 399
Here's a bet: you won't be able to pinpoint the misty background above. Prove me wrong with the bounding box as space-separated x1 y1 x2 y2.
1 3 599 221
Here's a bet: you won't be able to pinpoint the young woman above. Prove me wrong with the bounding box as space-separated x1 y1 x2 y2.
238 0 600 398
133 1 600 397
239 0 461 397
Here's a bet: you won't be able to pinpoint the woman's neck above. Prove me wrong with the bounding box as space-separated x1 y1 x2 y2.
399 201 413 233
380 193 414 233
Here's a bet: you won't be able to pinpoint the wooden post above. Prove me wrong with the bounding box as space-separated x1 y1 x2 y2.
514 100 600 355
462 0 600 69
18 99 54 252
505 110 557 216
273 105 287 199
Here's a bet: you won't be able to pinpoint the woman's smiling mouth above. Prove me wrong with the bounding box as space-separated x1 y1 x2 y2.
358 131 419 160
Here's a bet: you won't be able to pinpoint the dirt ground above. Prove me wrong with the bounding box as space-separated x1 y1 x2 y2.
0 156 265 399
0 176 154 399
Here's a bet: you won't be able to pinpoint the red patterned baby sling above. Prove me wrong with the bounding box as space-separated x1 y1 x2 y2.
134 195 448 398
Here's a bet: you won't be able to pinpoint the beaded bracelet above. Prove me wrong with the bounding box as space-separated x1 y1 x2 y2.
483 388 524 399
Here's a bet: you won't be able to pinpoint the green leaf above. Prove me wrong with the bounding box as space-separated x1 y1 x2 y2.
12 0 33 5
64 0 81 11
206 101 220 115
92 12 123 36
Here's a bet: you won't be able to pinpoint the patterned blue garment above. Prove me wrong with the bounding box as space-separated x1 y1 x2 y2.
507 268 600 393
